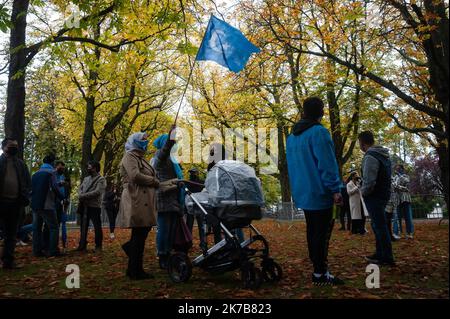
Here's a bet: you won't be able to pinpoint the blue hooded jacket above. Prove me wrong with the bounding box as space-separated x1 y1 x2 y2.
31 164 65 211
286 121 341 210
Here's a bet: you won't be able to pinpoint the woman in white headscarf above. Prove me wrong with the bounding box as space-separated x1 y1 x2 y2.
116 132 159 280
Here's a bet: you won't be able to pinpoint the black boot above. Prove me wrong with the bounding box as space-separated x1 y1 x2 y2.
126 269 154 280
122 242 131 257
158 254 168 270
137 249 154 278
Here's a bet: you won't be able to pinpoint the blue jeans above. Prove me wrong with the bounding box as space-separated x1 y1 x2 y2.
393 202 414 235
61 210 67 247
156 211 177 256
55 201 67 247
233 228 245 243
32 210 59 256
364 198 394 262
17 224 33 242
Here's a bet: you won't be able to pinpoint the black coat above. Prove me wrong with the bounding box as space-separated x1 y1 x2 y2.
0 154 31 206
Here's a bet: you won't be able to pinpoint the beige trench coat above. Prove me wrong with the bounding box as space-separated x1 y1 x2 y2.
347 180 369 220
116 150 159 228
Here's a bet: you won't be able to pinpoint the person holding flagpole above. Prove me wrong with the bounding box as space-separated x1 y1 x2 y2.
152 126 184 269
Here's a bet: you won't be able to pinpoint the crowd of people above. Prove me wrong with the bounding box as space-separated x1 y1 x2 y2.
0 96 414 286
337 164 414 240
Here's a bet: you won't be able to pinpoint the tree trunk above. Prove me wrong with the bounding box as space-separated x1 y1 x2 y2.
325 57 344 177
436 141 449 210
277 123 291 203
80 95 96 177
103 139 115 186
80 25 101 178
327 86 344 177
4 0 30 159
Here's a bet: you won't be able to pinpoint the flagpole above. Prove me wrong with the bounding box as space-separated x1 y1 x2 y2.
173 15 213 125
173 61 195 124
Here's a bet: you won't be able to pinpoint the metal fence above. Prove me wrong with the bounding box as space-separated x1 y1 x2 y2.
63 195 447 226
410 195 447 219
263 202 305 221
264 195 448 222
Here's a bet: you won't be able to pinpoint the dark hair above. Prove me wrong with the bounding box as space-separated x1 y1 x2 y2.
303 97 325 120
358 131 375 146
1 138 16 148
55 160 65 167
345 171 357 184
43 154 56 165
88 160 101 173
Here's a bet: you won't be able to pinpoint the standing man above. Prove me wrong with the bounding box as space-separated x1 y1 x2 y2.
339 178 351 231
76 161 106 252
358 131 395 266
393 164 414 239
0 138 31 269
55 161 69 250
286 97 344 286
31 154 65 257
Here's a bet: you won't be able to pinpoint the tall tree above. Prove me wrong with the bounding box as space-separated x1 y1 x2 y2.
251 0 449 207
4 0 118 157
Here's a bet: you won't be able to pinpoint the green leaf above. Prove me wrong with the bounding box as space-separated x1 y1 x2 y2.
177 41 198 56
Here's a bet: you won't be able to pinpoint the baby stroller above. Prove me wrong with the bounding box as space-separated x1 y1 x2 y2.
167 160 282 289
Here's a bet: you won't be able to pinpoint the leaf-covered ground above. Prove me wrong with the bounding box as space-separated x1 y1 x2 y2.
0 220 448 299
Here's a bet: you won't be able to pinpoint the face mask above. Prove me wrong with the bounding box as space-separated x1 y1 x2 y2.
135 139 149 151
57 169 64 174
6 147 18 156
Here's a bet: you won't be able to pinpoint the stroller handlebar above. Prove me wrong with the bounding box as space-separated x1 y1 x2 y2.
177 179 205 193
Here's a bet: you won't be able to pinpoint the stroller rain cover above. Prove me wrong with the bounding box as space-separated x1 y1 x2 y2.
205 160 265 207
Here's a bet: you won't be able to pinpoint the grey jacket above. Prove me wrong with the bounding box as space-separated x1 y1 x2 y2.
360 145 390 197
393 173 412 203
78 173 106 208
152 138 181 213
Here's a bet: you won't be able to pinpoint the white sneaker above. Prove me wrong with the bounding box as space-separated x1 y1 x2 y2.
406 234 414 239
16 240 28 246
393 234 401 240
110 233 115 240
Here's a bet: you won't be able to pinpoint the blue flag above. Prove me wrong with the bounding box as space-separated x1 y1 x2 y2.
195 15 260 73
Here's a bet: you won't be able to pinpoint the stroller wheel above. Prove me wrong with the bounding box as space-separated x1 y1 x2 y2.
261 258 282 282
167 252 192 283
240 262 262 289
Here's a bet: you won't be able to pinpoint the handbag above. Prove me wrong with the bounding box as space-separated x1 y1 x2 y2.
173 216 193 253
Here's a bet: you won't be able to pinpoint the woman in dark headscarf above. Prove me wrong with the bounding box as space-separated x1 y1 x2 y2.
152 126 184 269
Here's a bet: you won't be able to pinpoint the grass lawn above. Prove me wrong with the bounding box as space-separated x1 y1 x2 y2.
0 219 448 299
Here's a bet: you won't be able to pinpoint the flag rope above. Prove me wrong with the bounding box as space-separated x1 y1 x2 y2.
173 60 195 124
173 15 213 125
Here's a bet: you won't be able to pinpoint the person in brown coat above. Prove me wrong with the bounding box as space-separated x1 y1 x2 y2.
116 132 159 280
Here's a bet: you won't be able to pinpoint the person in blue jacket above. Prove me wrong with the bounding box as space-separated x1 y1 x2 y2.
286 97 344 286
31 154 65 257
